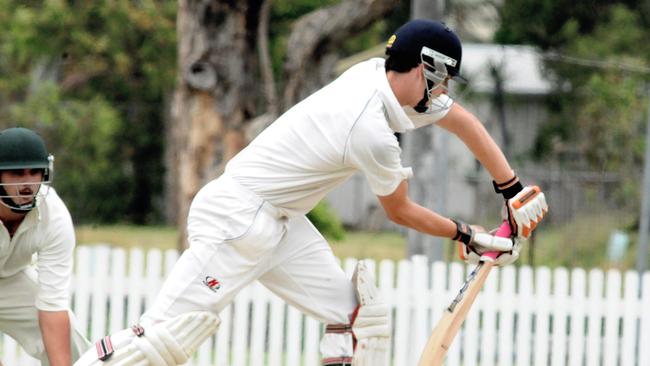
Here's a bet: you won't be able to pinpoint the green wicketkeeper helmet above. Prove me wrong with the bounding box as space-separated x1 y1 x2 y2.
0 127 54 212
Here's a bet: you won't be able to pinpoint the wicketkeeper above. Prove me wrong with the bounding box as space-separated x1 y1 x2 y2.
0 127 90 365
76 19 547 366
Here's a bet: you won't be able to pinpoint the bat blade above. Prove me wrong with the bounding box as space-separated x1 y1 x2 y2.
417 259 495 366
418 222 511 366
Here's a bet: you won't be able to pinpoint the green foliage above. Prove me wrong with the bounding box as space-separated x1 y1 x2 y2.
494 0 640 49
269 0 409 85
307 201 346 241
8 83 129 221
0 0 392 234
269 0 341 79
575 73 644 170
0 1 176 224
498 3 649 173
272 0 340 19
555 5 647 171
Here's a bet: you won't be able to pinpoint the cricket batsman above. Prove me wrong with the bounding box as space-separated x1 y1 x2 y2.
76 19 547 366
0 127 90 365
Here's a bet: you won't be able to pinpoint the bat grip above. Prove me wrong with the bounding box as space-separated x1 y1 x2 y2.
482 221 512 260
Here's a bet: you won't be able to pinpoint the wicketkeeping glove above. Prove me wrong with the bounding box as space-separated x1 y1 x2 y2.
493 176 548 240
451 219 520 266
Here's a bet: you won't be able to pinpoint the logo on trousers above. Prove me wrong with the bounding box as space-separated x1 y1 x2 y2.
203 276 221 292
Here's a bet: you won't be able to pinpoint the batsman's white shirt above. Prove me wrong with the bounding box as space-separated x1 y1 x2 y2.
142 58 451 329
0 187 89 363
227 57 451 217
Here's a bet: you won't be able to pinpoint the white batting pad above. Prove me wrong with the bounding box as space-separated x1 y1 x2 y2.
74 311 220 366
351 261 390 366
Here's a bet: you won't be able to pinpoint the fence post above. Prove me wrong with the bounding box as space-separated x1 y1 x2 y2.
568 268 587 366
90 246 110 342
109 248 126 333
481 266 499 366
285 304 302 366
604 270 622 365
392 259 411 365
127 248 144 325
250 282 269 366
73 246 92 335
498 266 516 366
551 268 569 366
144 249 163 309
534 267 551 366
411 255 429 360
621 271 639 366
640 272 650 365
232 287 251 366
586 269 604 366
215 304 232 366
515 266 533 366
267 293 284 366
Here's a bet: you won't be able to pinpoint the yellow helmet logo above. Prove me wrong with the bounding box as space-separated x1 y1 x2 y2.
386 34 396 48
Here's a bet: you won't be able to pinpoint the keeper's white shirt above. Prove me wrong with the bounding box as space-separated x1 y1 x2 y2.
226 58 452 216
0 188 75 311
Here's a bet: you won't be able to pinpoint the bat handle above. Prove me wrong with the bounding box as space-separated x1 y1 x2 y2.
483 221 512 261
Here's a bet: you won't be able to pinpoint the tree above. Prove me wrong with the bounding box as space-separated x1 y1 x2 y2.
495 2 649 173
559 6 648 171
495 0 641 49
0 1 177 223
169 0 400 248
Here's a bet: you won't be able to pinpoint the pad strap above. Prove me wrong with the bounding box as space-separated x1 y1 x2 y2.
95 324 145 361
96 336 114 361
322 357 353 366
131 324 145 337
321 323 354 365
325 324 353 334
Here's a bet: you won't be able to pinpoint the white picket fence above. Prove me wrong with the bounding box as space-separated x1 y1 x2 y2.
2 245 650 366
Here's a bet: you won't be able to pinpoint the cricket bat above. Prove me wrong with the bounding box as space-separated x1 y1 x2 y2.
417 222 512 366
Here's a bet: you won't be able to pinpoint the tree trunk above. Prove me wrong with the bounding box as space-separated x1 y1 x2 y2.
169 0 401 249
258 0 277 115
170 0 260 249
410 0 443 20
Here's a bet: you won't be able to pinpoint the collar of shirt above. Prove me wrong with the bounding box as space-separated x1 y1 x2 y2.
0 201 41 233
10 204 41 238
370 58 415 133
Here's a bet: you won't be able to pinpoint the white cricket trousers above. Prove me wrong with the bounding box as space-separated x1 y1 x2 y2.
0 266 90 364
141 174 358 327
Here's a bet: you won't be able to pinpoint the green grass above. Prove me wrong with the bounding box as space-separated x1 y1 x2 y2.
76 224 408 261
330 231 406 261
523 212 637 271
76 224 179 251
76 212 641 271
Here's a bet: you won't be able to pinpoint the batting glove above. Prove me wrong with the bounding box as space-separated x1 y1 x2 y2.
452 219 519 266
493 176 548 240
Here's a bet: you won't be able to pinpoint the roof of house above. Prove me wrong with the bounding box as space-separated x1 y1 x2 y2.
461 43 552 95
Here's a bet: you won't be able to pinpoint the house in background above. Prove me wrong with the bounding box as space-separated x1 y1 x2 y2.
325 43 552 230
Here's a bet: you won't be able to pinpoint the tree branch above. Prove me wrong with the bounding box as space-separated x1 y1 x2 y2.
282 0 399 107
257 0 277 115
